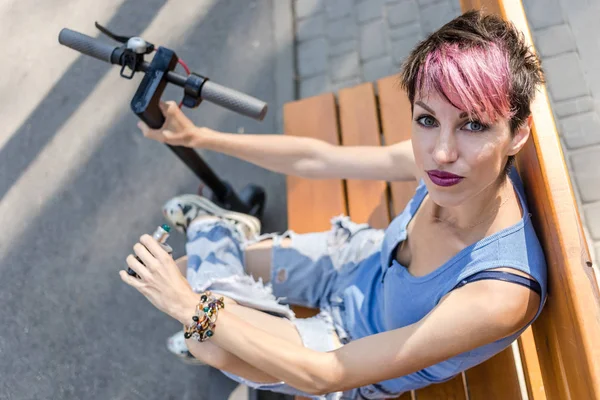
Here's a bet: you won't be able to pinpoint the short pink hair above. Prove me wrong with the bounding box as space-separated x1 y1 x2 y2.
417 42 514 124
400 10 544 133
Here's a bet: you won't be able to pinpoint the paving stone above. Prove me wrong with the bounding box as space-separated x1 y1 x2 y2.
388 22 422 41
416 0 446 6
554 96 595 118
327 16 358 44
544 52 589 102
356 0 385 23
570 146 600 203
451 0 463 13
329 40 358 57
535 24 577 57
300 73 330 98
297 38 328 77
387 0 419 27
363 56 397 82
391 34 422 65
295 0 325 19
325 0 354 19
360 21 388 61
523 0 565 30
583 201 600 240
560 111 600 149
296 13 325 42
330 51 361 82
420 1 458 34
332 76 363 92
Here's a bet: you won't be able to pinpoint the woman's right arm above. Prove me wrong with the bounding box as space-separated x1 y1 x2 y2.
138 101 418 182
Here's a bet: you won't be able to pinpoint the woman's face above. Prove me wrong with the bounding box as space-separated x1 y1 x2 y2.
410 91 528 207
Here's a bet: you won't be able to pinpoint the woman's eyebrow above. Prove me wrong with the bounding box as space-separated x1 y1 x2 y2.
415 101 469 119
415 101 435 115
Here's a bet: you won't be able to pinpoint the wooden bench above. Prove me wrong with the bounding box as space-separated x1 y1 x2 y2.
282 1 600 399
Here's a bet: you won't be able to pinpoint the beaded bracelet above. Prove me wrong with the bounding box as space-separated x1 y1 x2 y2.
183 291 225 342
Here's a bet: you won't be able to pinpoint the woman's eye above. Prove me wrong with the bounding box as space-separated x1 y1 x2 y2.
416 115 437 127
463 121 487 132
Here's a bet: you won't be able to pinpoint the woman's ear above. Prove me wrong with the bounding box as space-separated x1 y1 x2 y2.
508 116 532 156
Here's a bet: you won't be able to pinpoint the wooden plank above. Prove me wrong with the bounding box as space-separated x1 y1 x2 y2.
338 82 415 400
283 93 347 233
460 0 502 14
459 1 600 399
338 83 389 228
283 94 345 397
377 74 469 400
465 347 522 400
377 76 418 215
414 375 467 400
518 327 547 400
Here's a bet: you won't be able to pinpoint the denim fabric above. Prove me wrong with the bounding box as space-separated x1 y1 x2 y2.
185 216 384 399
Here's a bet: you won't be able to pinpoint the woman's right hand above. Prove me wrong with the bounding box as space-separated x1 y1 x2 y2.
137 100 215 148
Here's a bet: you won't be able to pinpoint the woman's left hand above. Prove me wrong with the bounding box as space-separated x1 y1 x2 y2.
120 234 197 324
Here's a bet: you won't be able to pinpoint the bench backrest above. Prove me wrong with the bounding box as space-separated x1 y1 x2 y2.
283 1 600 398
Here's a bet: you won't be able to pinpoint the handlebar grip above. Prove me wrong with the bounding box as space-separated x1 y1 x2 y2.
201 81 268 121
58 28 118 64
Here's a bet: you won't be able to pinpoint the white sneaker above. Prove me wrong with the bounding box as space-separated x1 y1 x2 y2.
162 194 261 239
166 330 206 365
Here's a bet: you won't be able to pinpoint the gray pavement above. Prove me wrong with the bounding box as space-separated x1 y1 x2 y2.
293 0 600 266
0 0 293 399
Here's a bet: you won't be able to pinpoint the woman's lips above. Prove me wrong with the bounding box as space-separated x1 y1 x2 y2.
426 170 464 187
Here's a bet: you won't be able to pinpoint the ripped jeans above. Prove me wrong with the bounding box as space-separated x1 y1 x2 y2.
185 215 385 400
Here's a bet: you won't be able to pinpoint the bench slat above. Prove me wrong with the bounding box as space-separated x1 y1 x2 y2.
518 327 547 400
465 347 522 400
376 76 418 215
375 77 469 400
283 94 347 233
338 83 390 228
284 94 345 400
339 82 418 400
414 375 467 400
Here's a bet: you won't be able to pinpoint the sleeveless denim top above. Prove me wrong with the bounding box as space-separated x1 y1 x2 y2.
337 166 548 398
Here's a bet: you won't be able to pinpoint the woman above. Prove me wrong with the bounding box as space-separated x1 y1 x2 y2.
121 10 547 400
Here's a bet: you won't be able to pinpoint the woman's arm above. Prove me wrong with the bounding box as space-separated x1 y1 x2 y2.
138 101 418 181
202 132 418 182
173 276 540 395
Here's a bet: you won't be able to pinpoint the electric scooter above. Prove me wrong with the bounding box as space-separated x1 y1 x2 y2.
58 23 268 218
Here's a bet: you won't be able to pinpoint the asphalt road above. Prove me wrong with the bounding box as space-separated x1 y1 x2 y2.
0 1 290 399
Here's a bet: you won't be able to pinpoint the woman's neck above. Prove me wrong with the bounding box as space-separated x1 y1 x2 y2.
430 176 512 232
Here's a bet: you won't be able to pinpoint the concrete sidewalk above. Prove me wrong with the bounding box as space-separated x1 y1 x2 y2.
0 1 294 399
292 0 600 266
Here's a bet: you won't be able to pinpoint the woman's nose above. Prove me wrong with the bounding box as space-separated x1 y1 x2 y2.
432 130 458 164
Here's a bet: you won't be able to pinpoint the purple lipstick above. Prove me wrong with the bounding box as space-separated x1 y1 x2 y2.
426 170 464 187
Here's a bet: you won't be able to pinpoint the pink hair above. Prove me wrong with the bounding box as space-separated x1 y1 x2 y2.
416 42 514 124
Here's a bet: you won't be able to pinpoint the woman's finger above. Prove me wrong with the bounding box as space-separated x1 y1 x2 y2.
133 242 158 270
125 254 151 280
119 269 145 290
137 121 166 142
139 234 170 263
159 100 178 114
